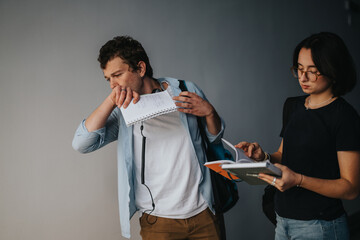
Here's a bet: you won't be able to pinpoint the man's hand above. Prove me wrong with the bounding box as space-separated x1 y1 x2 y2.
109 86 140 109
173 91 214 117
173 91 221 135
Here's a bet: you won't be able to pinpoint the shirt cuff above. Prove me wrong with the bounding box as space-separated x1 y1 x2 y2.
75 119 106 146
205 118 225 143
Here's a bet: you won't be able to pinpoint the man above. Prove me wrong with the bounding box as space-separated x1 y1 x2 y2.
72 36 225 239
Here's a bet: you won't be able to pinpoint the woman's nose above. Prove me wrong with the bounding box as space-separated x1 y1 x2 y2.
299 71 308 82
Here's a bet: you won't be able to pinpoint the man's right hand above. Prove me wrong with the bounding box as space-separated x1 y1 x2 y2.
109 86 140 109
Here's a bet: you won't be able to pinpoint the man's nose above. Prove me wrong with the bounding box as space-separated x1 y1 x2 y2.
109 78 116 89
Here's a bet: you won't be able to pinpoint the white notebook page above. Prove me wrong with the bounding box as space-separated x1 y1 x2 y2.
120 89 177 126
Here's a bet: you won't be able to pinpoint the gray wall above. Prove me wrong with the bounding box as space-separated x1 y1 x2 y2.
1 0 359 239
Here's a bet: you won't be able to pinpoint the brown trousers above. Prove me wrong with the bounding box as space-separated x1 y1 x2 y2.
139 208 221 240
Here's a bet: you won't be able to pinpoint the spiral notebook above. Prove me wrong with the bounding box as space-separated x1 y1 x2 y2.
120 89 177 126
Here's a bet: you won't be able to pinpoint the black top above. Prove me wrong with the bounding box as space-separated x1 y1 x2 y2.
275 96 360 220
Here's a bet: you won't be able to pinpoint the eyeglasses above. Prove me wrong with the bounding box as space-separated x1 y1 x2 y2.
290 66 322 82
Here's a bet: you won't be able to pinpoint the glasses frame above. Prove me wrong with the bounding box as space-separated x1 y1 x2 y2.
290 66 322 82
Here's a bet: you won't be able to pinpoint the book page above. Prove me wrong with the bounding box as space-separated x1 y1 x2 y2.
221 138 254 163
204 160 236 165
120 90 177 126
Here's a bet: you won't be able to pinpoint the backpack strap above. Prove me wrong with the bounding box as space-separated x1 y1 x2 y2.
178 80 207 148
178 79 188 92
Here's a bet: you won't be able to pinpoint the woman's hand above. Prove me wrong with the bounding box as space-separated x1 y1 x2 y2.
259 164 302 192
109 86 140 109
235 141 265 161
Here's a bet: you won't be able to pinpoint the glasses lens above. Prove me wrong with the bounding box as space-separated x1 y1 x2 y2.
291 67 319 81
308 72 317 81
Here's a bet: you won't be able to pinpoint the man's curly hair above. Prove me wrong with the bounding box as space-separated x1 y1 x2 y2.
98 36 153 78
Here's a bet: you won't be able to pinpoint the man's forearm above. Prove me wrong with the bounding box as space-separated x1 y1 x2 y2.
205 109 221 136
85 96 116 132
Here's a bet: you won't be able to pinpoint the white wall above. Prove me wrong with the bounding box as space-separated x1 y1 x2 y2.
1 0 359 239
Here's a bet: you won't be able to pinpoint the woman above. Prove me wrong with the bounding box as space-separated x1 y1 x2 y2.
237 32 360 239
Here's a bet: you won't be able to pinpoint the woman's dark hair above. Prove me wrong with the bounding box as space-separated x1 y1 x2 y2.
292 32 356 96
98 36 153 78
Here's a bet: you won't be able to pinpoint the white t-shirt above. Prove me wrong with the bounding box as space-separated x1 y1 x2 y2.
133 111 207 218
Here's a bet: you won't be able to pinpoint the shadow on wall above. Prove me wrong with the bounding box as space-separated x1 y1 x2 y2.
349 210 360 240
345 0 360 27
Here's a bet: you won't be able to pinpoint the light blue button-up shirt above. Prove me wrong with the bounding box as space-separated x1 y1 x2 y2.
72 77 225 238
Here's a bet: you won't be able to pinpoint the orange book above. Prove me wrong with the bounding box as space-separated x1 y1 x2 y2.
205 160 240 180
205 139 282 185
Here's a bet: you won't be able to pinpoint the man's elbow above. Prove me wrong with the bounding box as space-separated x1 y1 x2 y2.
72 139 91 154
